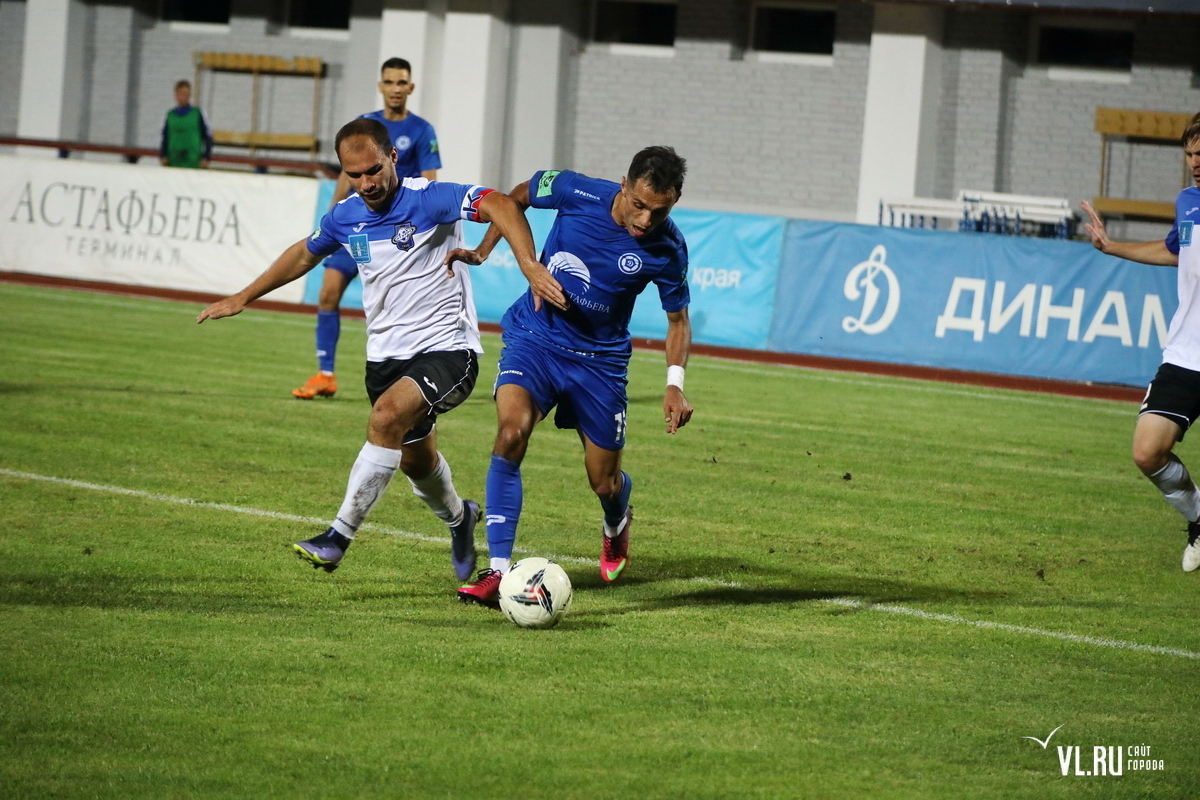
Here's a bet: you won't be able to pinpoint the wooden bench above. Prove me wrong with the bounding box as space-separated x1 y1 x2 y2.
1093 107 1192 222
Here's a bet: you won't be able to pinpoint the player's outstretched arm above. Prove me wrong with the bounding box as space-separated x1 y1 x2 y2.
472 189 568 311
196 238 324 323
663 308 693 434
1081 200 1178 266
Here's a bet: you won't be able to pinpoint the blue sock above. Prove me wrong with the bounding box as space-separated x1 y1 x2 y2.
316 310 340 373
485 454 522 561
600 470 632 528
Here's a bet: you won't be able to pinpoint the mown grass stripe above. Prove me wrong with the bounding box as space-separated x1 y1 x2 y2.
5 466 1195 661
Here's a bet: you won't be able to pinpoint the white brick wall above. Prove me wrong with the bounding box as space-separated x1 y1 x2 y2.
3 0 1197 238
133 20 350 162
569 1 873 220
0 0 27 136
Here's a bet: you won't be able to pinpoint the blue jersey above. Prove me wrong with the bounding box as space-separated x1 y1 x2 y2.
360 110 441 178
308 178 494 361
502 169 689 362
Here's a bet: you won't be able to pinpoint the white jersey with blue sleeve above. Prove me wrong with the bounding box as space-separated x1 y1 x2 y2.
1162 186 1200 371
501 169 689 362
307 178 495 361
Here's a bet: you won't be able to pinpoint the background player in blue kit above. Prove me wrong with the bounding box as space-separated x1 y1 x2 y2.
197 119 545 582
293 57 442 400
452 146 694 607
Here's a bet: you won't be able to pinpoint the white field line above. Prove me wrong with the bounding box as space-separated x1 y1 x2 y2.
823 598 1200 661
3 468 1195 660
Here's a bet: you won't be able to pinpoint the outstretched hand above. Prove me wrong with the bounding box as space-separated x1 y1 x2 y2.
443 247 485 277
1081 200 1111 254
196 296 246 323
520 262 570 313
664 386 692 434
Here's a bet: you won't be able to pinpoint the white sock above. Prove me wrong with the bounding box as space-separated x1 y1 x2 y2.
490 557 511 574
1147 453 1200 522
330 442 402 537
408 452 465 525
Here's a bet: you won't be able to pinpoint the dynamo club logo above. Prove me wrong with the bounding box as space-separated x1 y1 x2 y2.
617 253 643 274
395 135 411 151
392 222 417 251
547 251 591 292
842 244 900 335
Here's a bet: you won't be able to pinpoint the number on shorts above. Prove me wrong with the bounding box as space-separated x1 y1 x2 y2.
614 409 627 441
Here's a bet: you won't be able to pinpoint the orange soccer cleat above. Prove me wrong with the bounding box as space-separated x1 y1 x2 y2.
292 372 337 399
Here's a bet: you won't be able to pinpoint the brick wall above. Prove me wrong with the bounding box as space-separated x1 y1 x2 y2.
0 0 26 136
132 18 350 162
568 0 872 220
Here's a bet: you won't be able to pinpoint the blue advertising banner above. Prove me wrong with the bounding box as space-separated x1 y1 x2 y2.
629 209 784 349
769 220 1178 387
466 207 785 351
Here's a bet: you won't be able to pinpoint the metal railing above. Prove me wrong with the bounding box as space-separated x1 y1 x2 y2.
0 136 339 179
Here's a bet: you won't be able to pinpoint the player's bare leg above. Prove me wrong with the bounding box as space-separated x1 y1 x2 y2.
294 268 353 399
582 433 632 583
295 376 473 574
1134 413 1200 571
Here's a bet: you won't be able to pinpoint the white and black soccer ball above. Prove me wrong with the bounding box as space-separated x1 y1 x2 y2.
498 558 573 629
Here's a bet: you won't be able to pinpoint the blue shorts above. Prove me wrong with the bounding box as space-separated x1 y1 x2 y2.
494 334 629 450
324 247 359 278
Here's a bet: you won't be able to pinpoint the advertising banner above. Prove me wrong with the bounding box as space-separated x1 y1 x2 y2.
769 220 1178 387
630 209 785 349
463 206 785 351
0 155 319 303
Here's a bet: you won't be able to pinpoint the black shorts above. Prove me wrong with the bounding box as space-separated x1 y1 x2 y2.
365 350 479 444
1139 362 1200 441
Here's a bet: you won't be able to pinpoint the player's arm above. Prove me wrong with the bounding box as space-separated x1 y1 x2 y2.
449 181 530 265
421 169 437 181
196 238 324 323
445 185 568 311
329 171 353 207
663 308 693 434
476 189 568 311
1082 200 1178 266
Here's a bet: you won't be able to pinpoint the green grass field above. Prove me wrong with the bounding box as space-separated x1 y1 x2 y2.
1 280 1197 799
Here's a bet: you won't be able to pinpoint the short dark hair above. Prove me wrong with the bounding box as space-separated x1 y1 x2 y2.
174 79 190 91
381 57 412 75
1184 111 1200 147
335 118 392 160
627 146 686 196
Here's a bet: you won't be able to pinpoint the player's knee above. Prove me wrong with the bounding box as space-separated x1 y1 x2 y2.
317 287 342 310
589 475 621 501
492 426 529 462
1132 442 1171 476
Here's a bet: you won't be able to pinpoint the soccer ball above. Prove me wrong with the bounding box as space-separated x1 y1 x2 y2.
498 558 573 629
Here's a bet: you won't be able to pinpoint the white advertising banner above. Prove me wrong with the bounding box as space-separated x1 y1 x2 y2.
0 155 320 303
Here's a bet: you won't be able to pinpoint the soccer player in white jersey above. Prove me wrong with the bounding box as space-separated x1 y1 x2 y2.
1082 110 1200 572
197 118 546 581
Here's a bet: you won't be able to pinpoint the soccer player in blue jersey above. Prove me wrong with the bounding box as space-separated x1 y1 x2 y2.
453 146 694 607
197 118 545 581
1082 110 1200 572
293 57 443 400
